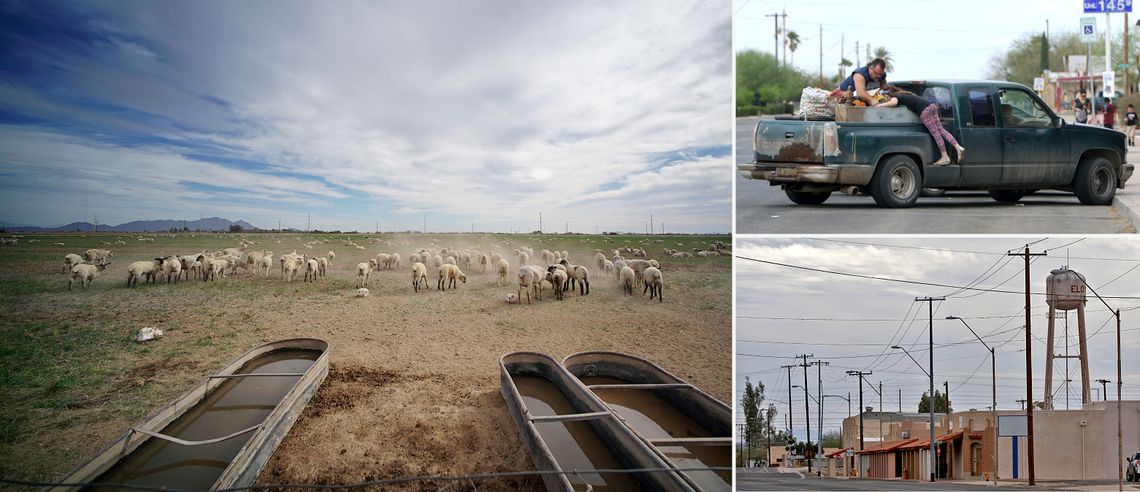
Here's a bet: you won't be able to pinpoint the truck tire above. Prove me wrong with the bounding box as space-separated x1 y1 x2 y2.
988 190 1025 203
869 155 921 208
785 189 831 205
1074 156 1117 205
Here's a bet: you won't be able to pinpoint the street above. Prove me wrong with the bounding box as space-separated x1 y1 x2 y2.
735 116 1137 234
735 467 1134 491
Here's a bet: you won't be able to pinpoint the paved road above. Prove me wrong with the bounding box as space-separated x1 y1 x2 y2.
735 467 1132 491
735 117 1136 234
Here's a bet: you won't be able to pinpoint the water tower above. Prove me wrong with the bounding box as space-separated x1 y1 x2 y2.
1044 267 1090 409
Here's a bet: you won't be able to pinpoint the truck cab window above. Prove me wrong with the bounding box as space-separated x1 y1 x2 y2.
999 89 1051 128
968 90 995 127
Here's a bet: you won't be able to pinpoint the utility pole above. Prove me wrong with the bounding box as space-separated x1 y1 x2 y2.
811 359 829 475
944 381 950 413
781 9 788 68
782 364 796 436
307 213 310 233
765 13 780 65
768 404 775 466
798 354 814 473
819 24 824 87
898 389 902 412
539 212 542 233
1097 378 1111 401
839 33 845 79
916 295 945 482
1126 13 1131 95
650 214 654 235
1009 246 1045 485
855 40 860 69
879 381 884 443
846 371 871 455
423 213 427 234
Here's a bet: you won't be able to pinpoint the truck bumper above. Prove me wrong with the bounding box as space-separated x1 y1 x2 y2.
737 162 874 186
1122 163 1135 188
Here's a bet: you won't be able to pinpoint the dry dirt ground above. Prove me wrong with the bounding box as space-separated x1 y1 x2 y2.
0 233 731 490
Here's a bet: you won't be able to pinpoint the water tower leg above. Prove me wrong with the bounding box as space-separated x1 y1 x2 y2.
1045 305 1056 410
1077 304 1091 404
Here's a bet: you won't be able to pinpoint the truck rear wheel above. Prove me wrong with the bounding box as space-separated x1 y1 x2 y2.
1074 156 1116 205
869 155 921 208
785 189 832 205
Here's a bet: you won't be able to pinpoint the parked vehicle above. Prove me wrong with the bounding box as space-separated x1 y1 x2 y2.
739 80 1134 207
1127 452 1140 482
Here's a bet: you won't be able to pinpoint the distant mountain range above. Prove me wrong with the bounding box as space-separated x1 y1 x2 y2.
6 217 259 233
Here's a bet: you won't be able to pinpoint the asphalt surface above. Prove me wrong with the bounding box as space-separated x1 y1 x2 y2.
734 116 1139 234
735 467 1135 491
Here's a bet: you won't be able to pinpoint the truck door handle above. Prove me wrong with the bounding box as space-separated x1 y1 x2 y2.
1004 136 1015 142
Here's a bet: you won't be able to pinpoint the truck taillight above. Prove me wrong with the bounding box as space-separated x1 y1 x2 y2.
823 122 841 157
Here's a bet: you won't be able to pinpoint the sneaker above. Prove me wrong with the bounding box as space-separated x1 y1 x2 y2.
956 146 966 163
932 156 951 166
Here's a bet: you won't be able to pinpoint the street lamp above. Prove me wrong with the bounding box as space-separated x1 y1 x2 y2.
947 315 998 485
891 345 935 482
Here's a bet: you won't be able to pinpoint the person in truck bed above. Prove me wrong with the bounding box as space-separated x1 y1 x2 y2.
833 58 897 108
886 86 966 166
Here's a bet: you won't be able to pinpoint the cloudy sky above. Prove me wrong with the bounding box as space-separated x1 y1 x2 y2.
0 1 731 233
735 237 1140 441
736 0 1124 81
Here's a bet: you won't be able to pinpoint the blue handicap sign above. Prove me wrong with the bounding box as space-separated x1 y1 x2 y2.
1085 0 1132 13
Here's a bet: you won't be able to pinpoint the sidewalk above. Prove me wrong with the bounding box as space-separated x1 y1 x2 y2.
1114 144 1140 231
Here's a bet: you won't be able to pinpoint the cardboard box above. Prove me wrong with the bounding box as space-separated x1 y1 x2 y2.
836 105 921 123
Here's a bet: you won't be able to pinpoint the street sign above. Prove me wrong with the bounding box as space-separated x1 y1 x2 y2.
1085 0 1132 12
1081 17 1098 43
846 449 854 457
1105 71 1116 94
1033 77 1045 91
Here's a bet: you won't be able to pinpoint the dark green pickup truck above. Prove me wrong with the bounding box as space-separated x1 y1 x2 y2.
738 81 1135 207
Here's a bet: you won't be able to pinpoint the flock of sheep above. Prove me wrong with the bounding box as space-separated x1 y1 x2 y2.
51 235 732 304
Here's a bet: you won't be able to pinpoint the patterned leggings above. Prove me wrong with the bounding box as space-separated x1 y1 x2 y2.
920 104 959 154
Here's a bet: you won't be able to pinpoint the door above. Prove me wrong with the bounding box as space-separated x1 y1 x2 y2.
956 86 1003 186
997 87 1071 186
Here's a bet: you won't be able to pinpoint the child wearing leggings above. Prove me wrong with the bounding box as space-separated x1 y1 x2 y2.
889 90 965 166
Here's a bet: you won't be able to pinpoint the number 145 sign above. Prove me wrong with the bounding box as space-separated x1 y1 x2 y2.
1085 0 1132 13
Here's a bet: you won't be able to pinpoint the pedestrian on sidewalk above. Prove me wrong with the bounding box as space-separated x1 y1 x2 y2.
1104 97 1117 130
1074 91 1090 124
1126 104 1137 146
885 86 965 166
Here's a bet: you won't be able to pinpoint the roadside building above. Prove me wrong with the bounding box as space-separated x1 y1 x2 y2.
767 444 786 467
840 411 950 450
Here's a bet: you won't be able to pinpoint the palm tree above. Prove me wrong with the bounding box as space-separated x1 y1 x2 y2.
839 57 853 79
873 46 894 73
787 31 801 68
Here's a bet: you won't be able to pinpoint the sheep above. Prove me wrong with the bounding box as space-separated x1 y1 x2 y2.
619 266 636 296
389 253 401 270
547 268 569 301
516 251 529 266
648 259 660 269
496 258 510 286
69 262 110 291
478 254 489 273
458 252 470 270
257 253 274 277
63 253 85 274
304 258 320 282
162 256 182 284
642 266 663 302
603 259 615 279
180 253 206 280
671 252 694 258
83 248 113 266
431 255 444 270
444 256 456 266
557 259 590 295
375 253 391 269
205 258 230 282
127 258 164 287
318 257 329 277
517 265 544 304
626 259 652 286
327 251 336 264
541 249 556 265
594 252 606 273
411 262 428 293
356 259 378 288
281 257 301 282
697 250 720 257
437 264 467 290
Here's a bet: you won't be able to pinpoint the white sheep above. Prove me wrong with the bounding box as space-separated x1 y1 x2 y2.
127 258 164 287
642 266 663 302
594 252 606 273
557 259 590 295
327 251 336 264
478 254 489 273
541 249 555 265
69 262 110 291
356 259 378 288
83 248 113 266
281 257 301 283
547 268 569 301
63 253 84 274
517 251 529 266
162 256 182 283
389 253 401 270
375 253 392 269
496 258 510 286
411 262 428 293
619 266 636 296
437 264 467 290
257 253 274 277
205 258 230 281
318 256 328 277
304 258 320 282
516 265 544 304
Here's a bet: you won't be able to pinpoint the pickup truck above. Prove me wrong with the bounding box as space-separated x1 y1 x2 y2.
738 81 1135 207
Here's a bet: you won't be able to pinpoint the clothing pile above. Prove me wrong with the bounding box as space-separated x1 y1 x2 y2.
798 87 835 119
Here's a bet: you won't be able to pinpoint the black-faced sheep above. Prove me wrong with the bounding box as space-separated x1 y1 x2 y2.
619 266 636 296
642 266 663 303
411 262 428 293
127 258 164 288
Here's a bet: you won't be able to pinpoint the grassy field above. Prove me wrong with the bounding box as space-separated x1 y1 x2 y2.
0 231 731 489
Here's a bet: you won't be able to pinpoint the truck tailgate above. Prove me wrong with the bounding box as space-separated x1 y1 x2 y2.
753 119 826 164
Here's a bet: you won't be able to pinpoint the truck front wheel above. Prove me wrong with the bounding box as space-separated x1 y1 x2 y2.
785 189 832 205
870 155 921 208
1074 156 1117 205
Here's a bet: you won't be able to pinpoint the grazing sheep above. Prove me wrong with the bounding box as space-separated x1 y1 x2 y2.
127 258 164 287
557 259 590 295
304 258 320 282
517 265 544 304
375 253 392 269
642 266 663 302
619 266 636 296
205 258 230 282
63 253 85 274
437 264 467 290
648 259 660 269
626 259 652 286
281 257 301 283
69 263 109 291
496 258 510 286
547 268 569 301
411 262 428 293
356 259 378 288
603 259 615 279
257 253 274 277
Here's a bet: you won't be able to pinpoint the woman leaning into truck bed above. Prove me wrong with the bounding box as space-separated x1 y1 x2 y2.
885 86 966 166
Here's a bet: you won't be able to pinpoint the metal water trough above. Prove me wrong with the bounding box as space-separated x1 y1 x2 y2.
562 351 732 490
499 352 694 492
53 338 329 491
